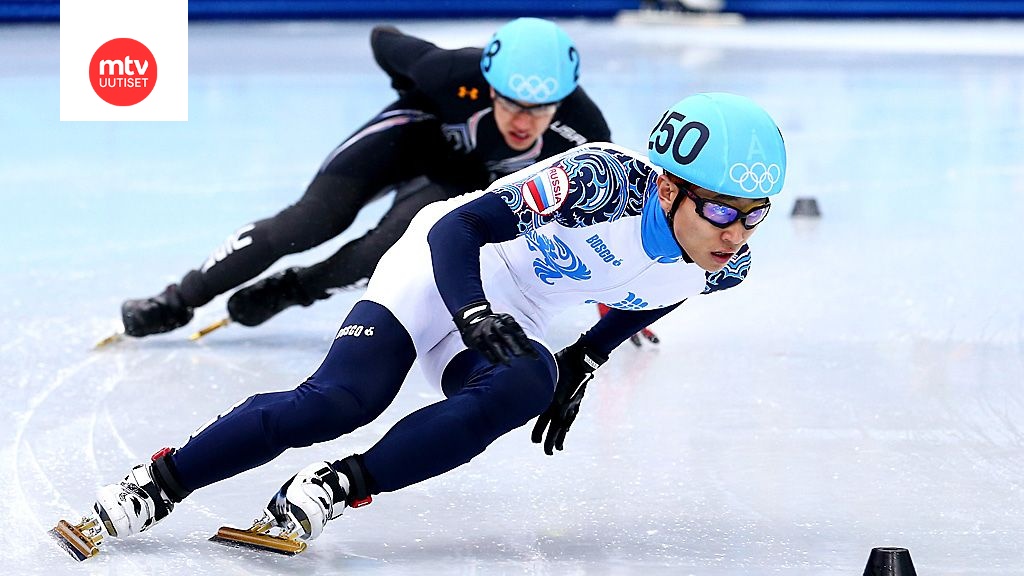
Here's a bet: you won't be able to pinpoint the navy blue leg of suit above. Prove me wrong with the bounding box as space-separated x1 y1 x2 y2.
169 299 557 497
170 300 415 492
363 340 556 493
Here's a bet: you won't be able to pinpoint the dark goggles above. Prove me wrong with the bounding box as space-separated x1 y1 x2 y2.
492 92 560 118
679 182 771 230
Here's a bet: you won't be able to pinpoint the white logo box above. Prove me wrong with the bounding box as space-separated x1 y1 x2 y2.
60 0 187 121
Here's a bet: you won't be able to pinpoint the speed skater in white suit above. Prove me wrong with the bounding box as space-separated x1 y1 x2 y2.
55 92 787 558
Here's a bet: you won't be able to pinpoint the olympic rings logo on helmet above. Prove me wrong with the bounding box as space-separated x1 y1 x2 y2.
729 162 782 194
507 74 560 102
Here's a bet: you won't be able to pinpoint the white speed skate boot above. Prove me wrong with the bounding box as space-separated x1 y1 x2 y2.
51 449 188 561
210 457 373 556
94 462 176 538
267 461 350 541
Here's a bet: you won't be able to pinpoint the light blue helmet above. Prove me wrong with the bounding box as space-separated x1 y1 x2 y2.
647 93 786 198
480 18 579 105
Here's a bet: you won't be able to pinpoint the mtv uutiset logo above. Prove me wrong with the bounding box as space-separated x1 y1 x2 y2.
60 1 187 121
89 38 157 106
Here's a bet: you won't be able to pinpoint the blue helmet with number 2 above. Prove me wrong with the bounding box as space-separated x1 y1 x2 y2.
647 93 786 199
480 18 579 105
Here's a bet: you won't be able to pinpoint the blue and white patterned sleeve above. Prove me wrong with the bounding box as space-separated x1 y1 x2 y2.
701 244 751 294
488 145 655 237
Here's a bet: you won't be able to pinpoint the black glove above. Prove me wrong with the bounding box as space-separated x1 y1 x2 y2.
531 336 608 455
453 301 537 365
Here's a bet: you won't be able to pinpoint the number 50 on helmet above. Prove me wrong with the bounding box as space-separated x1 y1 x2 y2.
647 93 787 199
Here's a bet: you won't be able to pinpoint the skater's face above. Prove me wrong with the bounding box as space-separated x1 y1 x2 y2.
657 173 769 272
490 88 558 151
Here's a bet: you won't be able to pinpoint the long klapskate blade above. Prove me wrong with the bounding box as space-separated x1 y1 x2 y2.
209 526 306 556
49 520 99 562
189 317 230 341
94 329 125 349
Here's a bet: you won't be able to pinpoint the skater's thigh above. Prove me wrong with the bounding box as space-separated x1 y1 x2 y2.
316 99 447 201
305 300 416 411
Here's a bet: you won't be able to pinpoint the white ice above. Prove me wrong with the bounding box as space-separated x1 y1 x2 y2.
2 16 1024 575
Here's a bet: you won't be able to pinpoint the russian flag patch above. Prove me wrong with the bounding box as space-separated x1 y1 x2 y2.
521 166 570 216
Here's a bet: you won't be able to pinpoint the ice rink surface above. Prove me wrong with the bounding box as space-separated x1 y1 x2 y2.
2 15 1024 575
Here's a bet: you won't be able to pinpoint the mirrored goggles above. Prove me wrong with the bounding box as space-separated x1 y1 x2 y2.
680 184 771 230
493 92 560 118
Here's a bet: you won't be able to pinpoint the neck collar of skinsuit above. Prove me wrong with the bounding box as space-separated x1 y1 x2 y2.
640 174 692 264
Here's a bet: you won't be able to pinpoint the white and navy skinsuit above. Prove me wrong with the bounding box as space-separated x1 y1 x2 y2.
165 143 753 503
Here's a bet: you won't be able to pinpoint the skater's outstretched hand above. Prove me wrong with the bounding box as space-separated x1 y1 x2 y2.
531 336 607 455
453 300 538 365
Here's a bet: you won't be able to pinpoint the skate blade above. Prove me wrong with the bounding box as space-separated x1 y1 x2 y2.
49 519 101 561
209 526 306 556
189 318 231 341
94 329 125 349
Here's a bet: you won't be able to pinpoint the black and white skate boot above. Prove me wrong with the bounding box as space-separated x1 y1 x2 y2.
226 267 327 327
94 462 175 538
121 284 194 337
209 456 373 555
92 448 191 540
266 461 350 541
52 450 190 560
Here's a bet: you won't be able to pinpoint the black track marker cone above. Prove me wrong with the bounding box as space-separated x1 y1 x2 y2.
863 547 917 576
791 196 821 217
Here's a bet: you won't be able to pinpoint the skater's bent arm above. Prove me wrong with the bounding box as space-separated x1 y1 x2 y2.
427 148 646 318
371 26 447 93
427 193 520 315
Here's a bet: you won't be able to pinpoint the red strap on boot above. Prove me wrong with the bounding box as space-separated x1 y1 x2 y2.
151 447 174 461
349 496 372 508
